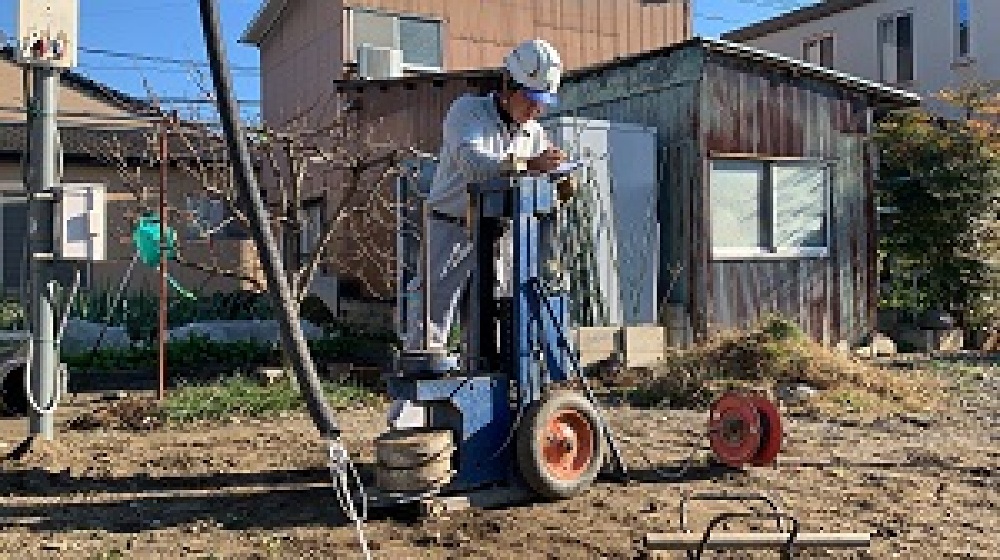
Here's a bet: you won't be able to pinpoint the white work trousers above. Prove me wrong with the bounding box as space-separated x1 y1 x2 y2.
406 215 512 352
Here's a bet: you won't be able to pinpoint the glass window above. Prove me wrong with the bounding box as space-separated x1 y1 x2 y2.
399 17 442 68
772 163 827 250
803 35 834 67
350 9 442 69
352 9 397 54
879 13 914 83
956 0 971 58
710 159 830 259
710 160 765 251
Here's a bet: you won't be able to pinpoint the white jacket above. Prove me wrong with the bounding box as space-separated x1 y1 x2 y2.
426 94 549 218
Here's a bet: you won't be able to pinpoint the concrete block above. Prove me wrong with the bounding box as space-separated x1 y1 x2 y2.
622 326 665 369
894 327 964 353
573 327 621 369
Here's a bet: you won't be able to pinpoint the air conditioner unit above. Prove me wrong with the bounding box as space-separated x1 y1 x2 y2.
357 44 403 80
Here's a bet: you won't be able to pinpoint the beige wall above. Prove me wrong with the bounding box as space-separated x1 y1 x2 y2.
259 0 346 128
344 0 691 71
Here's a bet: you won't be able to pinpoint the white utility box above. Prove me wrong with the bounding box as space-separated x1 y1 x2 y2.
56 183 105 261
545 117 659 326
16 0 79 68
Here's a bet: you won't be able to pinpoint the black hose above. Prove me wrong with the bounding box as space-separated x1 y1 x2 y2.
198 0 340 438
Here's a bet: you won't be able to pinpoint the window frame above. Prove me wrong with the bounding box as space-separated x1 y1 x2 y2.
802 33 834 68
345 7 444 72
709 156 832 261
877 10 914 85
954 0 972 61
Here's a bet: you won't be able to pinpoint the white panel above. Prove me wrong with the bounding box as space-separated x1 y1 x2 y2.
545 117 659 326
56 183 105 261
608 125 659 325
16 0 78 68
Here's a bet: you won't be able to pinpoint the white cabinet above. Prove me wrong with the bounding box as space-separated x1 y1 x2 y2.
544 117 659 326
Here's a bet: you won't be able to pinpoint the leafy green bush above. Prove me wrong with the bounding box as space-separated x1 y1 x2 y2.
69 289 275 342
62 333 395 373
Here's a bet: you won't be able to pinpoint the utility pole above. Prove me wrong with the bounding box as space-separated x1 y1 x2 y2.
18 0 79 440
27 66 58 439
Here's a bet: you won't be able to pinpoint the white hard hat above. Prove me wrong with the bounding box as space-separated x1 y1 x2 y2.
504 39 562 105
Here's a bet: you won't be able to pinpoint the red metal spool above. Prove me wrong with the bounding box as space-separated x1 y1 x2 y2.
749 395 783 466
708 393 762 467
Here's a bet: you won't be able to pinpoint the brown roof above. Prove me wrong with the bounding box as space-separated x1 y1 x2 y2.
0 122 231 164
721 0 878 43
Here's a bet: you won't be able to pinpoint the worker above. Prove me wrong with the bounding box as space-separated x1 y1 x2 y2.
409 39 568 352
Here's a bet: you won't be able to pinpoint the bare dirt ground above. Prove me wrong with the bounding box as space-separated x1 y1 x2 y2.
1 358 997 559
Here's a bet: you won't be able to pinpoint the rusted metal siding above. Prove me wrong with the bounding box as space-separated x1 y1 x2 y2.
701 54 873 344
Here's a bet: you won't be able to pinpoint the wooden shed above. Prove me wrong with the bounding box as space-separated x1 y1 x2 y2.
555 37 919 345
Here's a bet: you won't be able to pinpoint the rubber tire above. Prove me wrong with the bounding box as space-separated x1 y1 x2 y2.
516 390 606 500
1 365 28 417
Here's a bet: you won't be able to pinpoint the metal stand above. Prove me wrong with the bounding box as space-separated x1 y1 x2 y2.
386 175 575 490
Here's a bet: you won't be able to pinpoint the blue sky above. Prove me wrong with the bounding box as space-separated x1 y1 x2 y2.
1 0 817 119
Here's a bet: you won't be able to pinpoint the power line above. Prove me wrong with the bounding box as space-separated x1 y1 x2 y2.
79 47 259 73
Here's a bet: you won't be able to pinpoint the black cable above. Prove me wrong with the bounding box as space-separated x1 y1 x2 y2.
199 0 340 439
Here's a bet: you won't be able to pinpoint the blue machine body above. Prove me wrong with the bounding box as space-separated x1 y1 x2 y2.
387 176 573 489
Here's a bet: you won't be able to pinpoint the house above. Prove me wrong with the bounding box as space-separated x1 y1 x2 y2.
331 37 920 345
241 0 692 126
0 48 260 299
721 0 994 106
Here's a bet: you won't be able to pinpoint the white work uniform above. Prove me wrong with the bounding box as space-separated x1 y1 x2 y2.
410 94 549 350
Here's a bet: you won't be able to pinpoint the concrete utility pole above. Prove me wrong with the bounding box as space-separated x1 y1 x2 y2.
18 0 79 440
27 66 58 440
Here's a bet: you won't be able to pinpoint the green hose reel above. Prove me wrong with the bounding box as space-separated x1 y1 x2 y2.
132 214 195 299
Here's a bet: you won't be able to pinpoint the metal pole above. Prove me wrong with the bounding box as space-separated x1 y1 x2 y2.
158 117 168 401
28 66 58 440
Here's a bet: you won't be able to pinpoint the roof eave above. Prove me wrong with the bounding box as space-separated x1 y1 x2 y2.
721 0 878 42
240 0 289 47
705 38 922 107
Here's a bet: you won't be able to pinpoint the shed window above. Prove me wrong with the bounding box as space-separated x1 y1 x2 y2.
878 12 914 83
710 159 829 259
803 35 834 67
349 8 443 70
300 198 324 259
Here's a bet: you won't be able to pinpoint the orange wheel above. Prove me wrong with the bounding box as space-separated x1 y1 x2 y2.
541 409 595 481
517 390 605 499
708 393 761 467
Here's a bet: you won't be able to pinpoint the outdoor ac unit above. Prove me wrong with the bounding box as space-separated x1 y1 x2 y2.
55 183 106 261
357 44 403 80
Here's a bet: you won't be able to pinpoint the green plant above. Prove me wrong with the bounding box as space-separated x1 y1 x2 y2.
0 299 25 331
160 375 381 423
875 82 1000 326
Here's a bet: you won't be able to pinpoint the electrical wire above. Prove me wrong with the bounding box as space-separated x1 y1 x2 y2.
328 439 372 560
